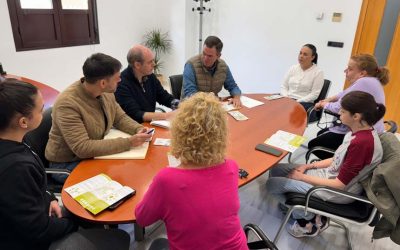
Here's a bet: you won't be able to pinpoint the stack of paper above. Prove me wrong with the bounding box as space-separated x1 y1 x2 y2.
95 128 149 159
150 120 170 129
264 94 284 101
264 130 306 153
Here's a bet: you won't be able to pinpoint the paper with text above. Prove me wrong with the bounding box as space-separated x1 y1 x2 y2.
264 130 306 153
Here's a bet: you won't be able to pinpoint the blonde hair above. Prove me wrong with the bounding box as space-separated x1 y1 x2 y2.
351 54 390 85
170 92 227 166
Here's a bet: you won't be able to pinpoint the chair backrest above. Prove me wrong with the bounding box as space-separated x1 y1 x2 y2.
307 79 331 124
314 79 331 104
384 120 398 133
169 74 183 99
23 107 52 168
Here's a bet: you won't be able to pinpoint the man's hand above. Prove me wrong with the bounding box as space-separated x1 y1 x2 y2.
229 96 242 108
129 131 152 147
49 200 62 218
165 110 178 120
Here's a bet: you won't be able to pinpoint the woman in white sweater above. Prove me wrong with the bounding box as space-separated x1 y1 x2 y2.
280 44 324 111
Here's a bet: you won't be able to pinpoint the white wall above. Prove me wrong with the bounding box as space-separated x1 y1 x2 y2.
1 0 362 95
0 0 186 91
185 0 363 96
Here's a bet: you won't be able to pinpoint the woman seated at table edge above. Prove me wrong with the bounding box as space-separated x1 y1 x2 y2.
135 92 248 250
309 53 389 159
280 43 324 111
266 91 385 238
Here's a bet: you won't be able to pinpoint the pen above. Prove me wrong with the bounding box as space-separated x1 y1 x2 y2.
146 128 155 134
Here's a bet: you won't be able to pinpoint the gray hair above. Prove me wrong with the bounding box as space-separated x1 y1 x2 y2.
127 46 144 66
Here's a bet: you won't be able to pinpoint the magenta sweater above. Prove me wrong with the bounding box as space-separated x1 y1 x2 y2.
135 159 248 250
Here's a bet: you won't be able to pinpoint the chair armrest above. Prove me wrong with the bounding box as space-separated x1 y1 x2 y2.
45 168 71 176
244 223 278 250
303 185 372 215
306 146 335 163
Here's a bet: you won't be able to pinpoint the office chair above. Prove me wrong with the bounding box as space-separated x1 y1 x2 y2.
244 224 279 250
274 132 400 250
307 79 331 124
23 107 70 194
169 74 183 99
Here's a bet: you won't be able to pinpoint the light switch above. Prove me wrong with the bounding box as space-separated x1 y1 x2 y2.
332 12 342 22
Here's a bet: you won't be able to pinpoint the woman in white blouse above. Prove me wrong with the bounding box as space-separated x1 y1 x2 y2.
280 44 324 111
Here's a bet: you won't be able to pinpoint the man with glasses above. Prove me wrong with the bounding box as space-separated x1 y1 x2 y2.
115 45 179 123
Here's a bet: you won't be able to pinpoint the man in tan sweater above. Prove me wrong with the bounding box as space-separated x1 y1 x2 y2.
46 53 151 182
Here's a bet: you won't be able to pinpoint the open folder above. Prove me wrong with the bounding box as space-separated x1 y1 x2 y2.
64 174 135 215
94 128 149 159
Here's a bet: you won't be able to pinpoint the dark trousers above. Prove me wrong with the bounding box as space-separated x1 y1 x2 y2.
49 228 130 250
299 102 314 112
307 129 346 159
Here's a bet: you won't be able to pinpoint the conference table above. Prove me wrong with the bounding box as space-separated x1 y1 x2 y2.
3 74 59 109
60 94 307 239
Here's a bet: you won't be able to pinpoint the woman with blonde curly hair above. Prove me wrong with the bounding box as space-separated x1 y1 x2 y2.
135 92 248 250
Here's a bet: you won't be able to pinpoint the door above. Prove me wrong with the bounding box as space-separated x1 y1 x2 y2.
350 0 400 125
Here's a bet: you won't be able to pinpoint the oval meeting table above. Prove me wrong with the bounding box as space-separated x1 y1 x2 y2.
60 93 307 240
3 74 59 109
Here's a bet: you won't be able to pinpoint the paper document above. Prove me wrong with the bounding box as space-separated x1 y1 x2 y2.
264 94 284 101
154 138 171 146
221 102 239 112
167 153 181 167
264 130 306 153
228 111 249 121
95 128 149 159
64 174 135 215
240 96 264 108
150 120 171 129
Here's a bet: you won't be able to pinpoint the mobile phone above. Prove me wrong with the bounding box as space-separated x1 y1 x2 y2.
146 128 155 134
255 143 282 157
108 190 136 210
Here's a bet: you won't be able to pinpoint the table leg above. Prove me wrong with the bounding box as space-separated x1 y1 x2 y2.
134 223 145 241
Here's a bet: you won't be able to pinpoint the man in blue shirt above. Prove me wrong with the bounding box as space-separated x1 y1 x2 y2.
182 36 242 107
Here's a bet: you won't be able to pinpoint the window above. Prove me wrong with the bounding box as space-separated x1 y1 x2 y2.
7 0 99 51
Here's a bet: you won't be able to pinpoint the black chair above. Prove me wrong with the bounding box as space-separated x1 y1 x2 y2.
245 224 278 250
23 107 70 194
274 132 400 249
169 74 183 99
307 79 331 124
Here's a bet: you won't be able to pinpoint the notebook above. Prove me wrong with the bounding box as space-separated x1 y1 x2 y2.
94 128 149 159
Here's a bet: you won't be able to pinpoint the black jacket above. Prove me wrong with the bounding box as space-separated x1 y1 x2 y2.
115 67 174 123
0 139 77 250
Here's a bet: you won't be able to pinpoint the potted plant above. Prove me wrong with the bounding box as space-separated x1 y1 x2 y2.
143 29 172 76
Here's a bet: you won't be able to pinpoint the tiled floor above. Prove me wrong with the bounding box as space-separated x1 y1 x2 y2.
130 123 400 250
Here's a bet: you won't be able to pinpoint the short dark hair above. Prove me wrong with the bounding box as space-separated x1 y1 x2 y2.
303 44 318 64
0 79 38 130
82 53 122 84
204 36 223 54
341 91 386 126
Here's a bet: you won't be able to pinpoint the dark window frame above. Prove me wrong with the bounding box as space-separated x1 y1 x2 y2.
7 0 99 51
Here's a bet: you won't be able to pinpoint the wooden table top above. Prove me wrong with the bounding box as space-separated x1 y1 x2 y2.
4 74 59 109
61 94 307 224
